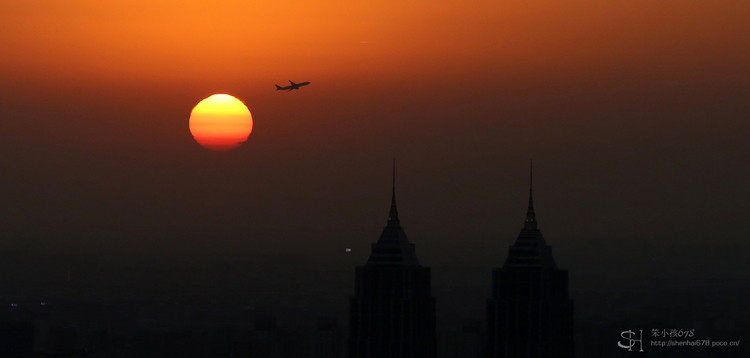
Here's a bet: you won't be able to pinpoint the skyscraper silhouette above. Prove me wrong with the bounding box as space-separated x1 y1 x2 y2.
487 162 574 358
348 161 437 358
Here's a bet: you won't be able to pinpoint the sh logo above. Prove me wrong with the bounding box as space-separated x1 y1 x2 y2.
618 330 644 352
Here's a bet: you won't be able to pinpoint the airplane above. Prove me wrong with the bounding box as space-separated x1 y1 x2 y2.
275 80 310 91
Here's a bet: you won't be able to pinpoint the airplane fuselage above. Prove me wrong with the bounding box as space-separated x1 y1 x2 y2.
276 80 310 91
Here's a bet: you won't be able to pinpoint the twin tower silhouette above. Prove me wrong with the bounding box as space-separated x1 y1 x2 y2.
348 161 574 358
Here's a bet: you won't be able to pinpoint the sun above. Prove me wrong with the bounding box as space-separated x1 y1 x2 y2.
189 94 253 151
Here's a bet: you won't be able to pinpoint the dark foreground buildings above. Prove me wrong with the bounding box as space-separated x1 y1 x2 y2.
348 164 437 358
487 165 575 358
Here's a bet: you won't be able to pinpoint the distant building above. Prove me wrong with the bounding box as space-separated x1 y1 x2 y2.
0 321 34 358
487 163 574 358
314 317 344 358
348 162 437 358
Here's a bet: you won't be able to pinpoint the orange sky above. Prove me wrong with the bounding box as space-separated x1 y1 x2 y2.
1 0 750 262
2 0 748 87
2 3 750 335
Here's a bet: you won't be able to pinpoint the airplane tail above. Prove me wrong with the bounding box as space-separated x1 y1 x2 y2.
275 84 282 91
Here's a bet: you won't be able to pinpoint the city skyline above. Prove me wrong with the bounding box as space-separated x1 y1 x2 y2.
0 161 746 356
1 0 748 356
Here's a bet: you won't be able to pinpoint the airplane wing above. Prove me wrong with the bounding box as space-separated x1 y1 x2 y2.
289 80 297 86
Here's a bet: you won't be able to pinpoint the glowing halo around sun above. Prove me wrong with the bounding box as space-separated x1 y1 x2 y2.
189 94 253 151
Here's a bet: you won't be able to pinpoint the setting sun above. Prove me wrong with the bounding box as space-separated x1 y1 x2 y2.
189 94 253 151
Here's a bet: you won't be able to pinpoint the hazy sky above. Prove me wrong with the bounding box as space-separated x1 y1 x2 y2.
1 0 749 272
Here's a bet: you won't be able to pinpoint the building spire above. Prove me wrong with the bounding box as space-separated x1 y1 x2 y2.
524 159 537 230
387 158 400 228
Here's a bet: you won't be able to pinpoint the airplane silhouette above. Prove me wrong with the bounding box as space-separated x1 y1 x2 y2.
275 80 310 91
